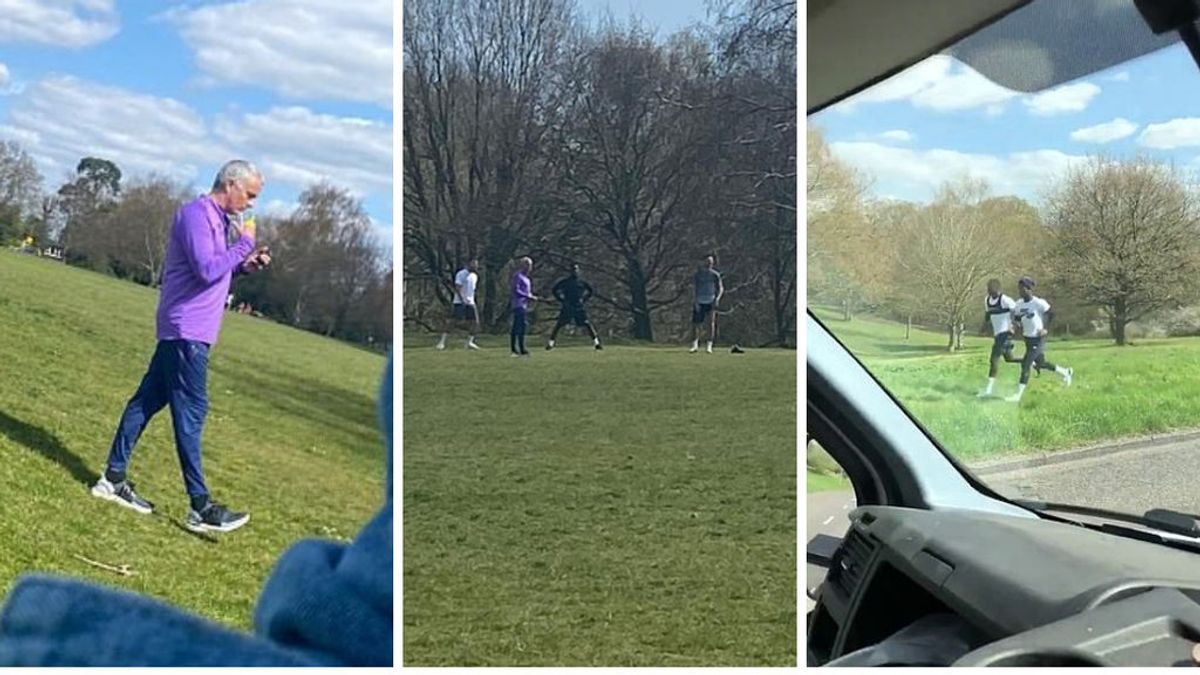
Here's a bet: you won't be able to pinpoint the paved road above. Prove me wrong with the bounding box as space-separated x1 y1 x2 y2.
804 434 1200 611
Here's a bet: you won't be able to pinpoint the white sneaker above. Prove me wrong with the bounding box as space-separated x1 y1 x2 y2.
466 341 480 350
1063 367 1073 387
1004 393 1022 403
977 390 992 398
435 342 446 351
91 477 154 515
706 344 713 354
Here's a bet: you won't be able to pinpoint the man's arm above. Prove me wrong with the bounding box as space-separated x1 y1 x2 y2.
180 211 255 285
715 273 724 305
581 281 593 304
552 278 567 303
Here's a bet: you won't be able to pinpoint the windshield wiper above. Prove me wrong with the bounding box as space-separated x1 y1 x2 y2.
1015 499 1200 555
1016 498 1200 537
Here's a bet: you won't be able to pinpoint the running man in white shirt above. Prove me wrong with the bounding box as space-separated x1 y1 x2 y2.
437 257 481 350
1006 276 1073 402
977 278 1021 397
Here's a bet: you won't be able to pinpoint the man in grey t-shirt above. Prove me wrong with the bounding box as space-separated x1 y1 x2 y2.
690 255 724 353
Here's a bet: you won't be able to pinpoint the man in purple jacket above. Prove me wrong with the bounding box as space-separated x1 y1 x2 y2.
90 160 271 533
510 256 539 357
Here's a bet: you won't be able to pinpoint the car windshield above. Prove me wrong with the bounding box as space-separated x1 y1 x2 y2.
808 0 1200 520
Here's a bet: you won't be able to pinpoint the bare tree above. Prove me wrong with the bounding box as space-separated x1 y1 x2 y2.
100 175 192 286
0 140 43 244
1046 157 1200 345
893 178 1008 350
403 0 572 329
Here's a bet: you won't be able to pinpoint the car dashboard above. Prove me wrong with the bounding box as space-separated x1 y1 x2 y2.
808 506 1200 666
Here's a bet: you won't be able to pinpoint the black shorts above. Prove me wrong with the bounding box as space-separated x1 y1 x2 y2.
692 303 714 324
451 304 478 322
990 332 1014 360
556 305 590 327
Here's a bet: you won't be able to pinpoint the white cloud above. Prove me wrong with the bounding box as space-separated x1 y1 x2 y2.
0 76 392 210
0 75 218 182
878 130 913 143
838 55 1018 114
1023 82 1101 116
0 63 8 89
1110 71 1131 82
214 106 392 194
1138 118 1200 149
1070 117 1138 144
829 141 1088 202
167 0 391 108
0 0 118 48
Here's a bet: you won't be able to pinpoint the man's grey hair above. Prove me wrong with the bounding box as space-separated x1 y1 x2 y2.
212 160 262 191
519 256 533 269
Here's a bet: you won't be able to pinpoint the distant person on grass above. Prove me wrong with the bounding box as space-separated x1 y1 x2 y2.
977 278 1021 398
91 160 272 533
546 262 602 351
1006 276 1073 403
437 257 481 351
510 256 538 357
690 255 724 354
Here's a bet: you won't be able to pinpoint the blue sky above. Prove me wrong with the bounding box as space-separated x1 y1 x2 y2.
0 0 391 253
810 41 1200 205
575 0 712 38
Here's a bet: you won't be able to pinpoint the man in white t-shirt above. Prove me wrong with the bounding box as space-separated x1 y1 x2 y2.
977 278 1021 397
1006 276 1073 402
437 257 481 350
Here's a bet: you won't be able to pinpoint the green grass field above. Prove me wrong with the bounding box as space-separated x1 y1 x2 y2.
811 306 1200 462
0 251 387 629
402 336 797 666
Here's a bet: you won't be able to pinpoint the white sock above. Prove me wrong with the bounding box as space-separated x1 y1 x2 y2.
691 339 698 349
466 336 474 345
706 341 713 350
437 333 446 346
1056 366 1068 376
984 377 995 394
1014 383 1026 398
593 337 600 345
548 339 555 347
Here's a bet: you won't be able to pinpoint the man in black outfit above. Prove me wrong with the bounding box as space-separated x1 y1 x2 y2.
546 263 602 351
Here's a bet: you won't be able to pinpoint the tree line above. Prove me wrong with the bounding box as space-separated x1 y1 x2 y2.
808 127 1200 348
0 142 391 351
402 0 797 346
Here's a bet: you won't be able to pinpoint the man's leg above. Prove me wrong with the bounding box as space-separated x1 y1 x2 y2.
548 316 567 348
1006 339 1036 402
515 308 529 354
511 313 519 354
164 341 212 509
979 338 1002 397
1034 341 1072 385
94 343 168 513
707 308 717 353
690 305 702 351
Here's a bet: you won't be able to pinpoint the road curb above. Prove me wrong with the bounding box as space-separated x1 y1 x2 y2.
968 429 1200 477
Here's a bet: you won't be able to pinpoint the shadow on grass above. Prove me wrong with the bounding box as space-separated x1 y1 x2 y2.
210 361 379 456
0 409 98 486
164 515 220 544
870 343 960 355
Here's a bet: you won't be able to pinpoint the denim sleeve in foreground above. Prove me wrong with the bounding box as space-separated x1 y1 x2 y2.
0 355 394 667
0 577 330 666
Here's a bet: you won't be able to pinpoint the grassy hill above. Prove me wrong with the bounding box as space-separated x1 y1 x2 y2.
810 305 1200 462
0 251 387 630
403 335 797 665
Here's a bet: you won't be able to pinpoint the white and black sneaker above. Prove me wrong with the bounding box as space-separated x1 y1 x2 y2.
186 502 249 533
91 477 154 515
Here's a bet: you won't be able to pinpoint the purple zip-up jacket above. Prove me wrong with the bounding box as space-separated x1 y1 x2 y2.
156 195 255 345
511 271 533 311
